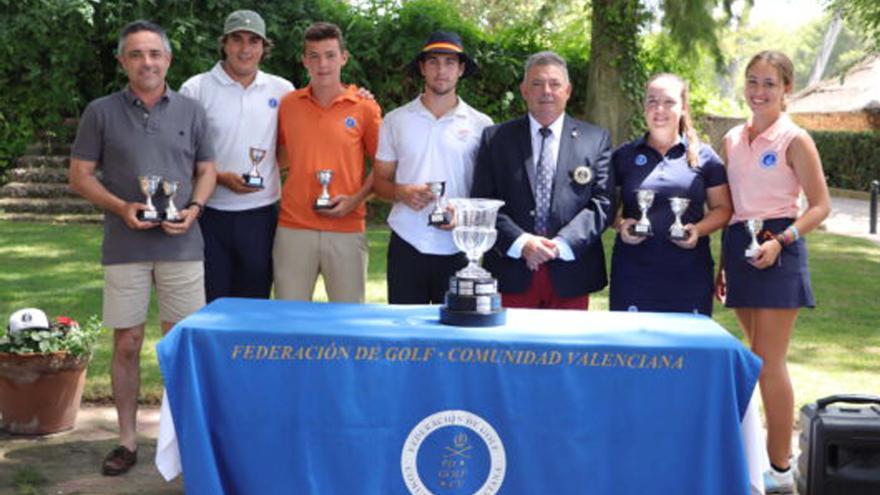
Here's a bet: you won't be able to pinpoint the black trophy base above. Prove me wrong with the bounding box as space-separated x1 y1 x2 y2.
629 225 653 238
313 200 333 210
439 276 506 327
668 228 688 241
242 174 265 189
440 306 507 327
137 210 163 223
428 211 452 227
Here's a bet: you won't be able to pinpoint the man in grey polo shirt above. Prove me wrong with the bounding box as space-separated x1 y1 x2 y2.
69 20 216 476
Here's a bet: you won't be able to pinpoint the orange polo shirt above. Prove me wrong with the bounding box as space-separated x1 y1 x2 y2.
277 84 382 232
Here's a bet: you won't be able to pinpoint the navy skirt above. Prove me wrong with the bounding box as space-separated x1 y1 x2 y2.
722 218 815 308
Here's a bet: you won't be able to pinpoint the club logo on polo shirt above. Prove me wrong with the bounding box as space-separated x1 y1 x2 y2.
268 97 279 109
402 410 506 495
344 116 357 129
759 150 778 169
635 154 648 167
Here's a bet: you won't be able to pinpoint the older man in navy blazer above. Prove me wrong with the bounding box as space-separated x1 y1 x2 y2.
471 51 613 309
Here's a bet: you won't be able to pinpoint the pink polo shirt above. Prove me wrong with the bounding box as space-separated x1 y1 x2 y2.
725 114 806 223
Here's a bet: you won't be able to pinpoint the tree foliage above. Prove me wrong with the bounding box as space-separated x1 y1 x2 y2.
832 0 880 50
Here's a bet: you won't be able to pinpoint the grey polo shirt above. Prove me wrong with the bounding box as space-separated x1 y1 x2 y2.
71 87 215 265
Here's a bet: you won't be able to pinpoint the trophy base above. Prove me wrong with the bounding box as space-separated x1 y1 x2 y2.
164 215 184 224
242 174 265 189
440 306 507 327
630 225 653 238
669 228 688 241
137 210 163 223
313 200 334 210
428 211 452 227
439 276 506 327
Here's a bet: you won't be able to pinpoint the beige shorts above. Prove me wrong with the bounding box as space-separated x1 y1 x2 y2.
273 227 367 303
103 261 205 329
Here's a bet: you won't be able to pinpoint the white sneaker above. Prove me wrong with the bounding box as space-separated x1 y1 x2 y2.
764 466 794 494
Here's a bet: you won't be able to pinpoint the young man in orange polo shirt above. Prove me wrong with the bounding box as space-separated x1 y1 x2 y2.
274 22 382 302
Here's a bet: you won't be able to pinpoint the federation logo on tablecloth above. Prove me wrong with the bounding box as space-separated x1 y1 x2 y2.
401 410 506 495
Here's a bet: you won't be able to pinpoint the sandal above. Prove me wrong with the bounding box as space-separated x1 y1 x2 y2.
101 445 138 476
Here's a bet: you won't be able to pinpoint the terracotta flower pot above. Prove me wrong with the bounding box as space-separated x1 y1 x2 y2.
0 352 89 435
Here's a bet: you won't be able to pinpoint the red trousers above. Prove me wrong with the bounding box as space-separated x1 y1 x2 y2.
501 264 589 310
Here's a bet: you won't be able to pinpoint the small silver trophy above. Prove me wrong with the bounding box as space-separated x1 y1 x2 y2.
162 180 182 223
314 169 334 210
427 181 451 227
243 147 266 189
137 175 163 222
668 197 691 241
744 218 764 259
440 198 506 327
631 189 655 237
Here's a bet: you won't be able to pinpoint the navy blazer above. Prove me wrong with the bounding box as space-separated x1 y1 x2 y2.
471 114 613 297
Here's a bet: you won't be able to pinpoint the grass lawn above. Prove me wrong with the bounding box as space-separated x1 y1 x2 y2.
1 220 878 415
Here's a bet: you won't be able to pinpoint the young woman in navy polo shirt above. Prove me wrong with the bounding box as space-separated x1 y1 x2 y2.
610 73 732 316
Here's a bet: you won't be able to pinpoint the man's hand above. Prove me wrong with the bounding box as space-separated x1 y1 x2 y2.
217 171 260 194
119 202 159 230
395 183 434 211
356 87 375 101
161 206 199 235
316 195 359 218
522 235 558 271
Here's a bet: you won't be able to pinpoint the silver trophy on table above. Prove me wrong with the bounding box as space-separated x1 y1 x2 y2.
630 189 655 238
136 175 163 222
668 197 690 241
744 218 764 259
162 180 182 223
242 147 267 189
440 198 506 327
314 169 334 210
427 181 452 227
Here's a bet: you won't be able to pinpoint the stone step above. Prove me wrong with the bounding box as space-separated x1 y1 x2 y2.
0 211 103 224
24 143 72 156
0 197 100 214
0 182 78 199
5 166 70 183
14 155 70 169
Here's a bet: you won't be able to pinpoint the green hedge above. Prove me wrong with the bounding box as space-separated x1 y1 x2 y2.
0 0 590 171
812 130 880 190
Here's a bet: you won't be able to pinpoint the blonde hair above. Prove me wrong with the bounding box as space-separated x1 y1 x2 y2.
745 50 795 110
645 73 700 168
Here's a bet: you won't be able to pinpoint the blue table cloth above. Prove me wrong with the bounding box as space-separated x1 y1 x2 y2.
157 298 761 495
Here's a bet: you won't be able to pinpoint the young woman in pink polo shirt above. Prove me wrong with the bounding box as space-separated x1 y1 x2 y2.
717 50 830 493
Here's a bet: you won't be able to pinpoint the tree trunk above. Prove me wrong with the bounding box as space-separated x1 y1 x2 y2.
585 0 640 146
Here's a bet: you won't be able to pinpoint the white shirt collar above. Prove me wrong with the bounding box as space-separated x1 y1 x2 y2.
527 113 565 139
410 95 470 120
210 61 266 88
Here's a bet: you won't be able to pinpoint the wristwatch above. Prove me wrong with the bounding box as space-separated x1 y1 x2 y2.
185 201 204 218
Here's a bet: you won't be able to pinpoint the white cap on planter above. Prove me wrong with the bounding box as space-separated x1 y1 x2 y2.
8 308 50 335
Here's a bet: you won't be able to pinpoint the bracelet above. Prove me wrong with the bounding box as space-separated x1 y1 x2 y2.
788 225 800 241
185 201 204 218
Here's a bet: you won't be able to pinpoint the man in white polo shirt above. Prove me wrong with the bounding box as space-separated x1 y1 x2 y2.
373 32 492 304
180 10 293 301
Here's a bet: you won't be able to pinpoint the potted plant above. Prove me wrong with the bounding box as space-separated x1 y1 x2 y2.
0 309 105 434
